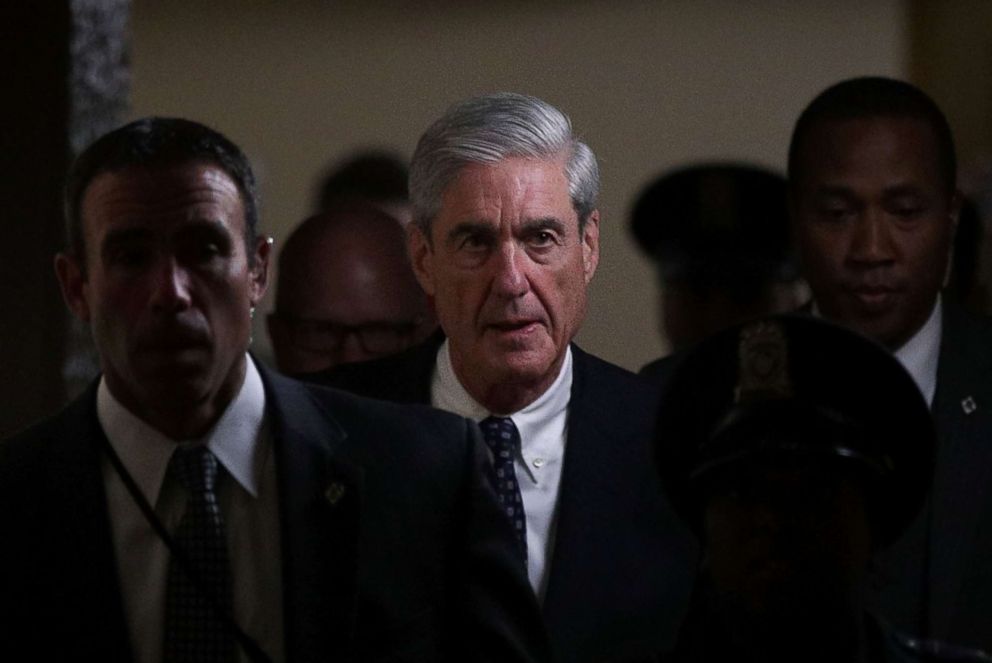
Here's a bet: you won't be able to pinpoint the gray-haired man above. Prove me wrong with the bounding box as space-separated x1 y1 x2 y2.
305 93 697 663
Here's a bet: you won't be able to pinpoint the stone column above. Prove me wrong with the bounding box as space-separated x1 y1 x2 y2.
0 0 129 437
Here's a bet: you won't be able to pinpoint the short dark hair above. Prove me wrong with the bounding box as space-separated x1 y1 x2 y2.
787 77 957 196
65 117 259 267
314 150 409 212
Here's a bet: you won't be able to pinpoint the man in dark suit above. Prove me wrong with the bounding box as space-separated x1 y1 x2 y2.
788 76 992 653
0 117 549 663
306 93 698 663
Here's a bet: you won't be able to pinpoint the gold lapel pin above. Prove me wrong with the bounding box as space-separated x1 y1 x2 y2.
325 482 347 505
962 396 978 415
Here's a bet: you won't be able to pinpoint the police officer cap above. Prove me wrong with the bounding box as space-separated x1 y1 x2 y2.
629 163 797 285
653 314 935 547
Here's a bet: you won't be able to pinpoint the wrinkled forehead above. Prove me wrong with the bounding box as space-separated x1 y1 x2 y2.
439 157 572 216
80 162 246 244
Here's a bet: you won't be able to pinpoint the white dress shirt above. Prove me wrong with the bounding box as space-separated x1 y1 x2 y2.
892 297 942 407
812 296 942 406
432 340 572 600
98 356 284 663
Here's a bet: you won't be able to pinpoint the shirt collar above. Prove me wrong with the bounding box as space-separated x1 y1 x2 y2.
811 296 942 406
892 296 942 406
97 355 269 505
431 340 573 444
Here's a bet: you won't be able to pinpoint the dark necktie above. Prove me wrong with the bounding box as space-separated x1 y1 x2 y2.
480 416 528 563
163 445 237 663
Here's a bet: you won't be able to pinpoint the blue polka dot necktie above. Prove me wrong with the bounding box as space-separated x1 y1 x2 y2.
480 416 528 564
163 445 237 663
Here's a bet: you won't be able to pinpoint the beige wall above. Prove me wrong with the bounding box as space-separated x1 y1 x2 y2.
131 0 907 371
910 0 992 315
911 0 992 173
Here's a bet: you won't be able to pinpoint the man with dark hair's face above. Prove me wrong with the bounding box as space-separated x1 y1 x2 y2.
791 114 959 350
0 117 551 663
785 78 992 655
56 160 271 439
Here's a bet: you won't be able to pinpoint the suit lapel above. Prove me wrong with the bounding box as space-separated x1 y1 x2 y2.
261 368 365 663
48 388 133 659
927 303 992 636
542 347 628 626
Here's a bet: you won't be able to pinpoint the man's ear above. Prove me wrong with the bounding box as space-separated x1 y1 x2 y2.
407 224 436 297
54 253 91 323
248 235 272 306
581 210 600 284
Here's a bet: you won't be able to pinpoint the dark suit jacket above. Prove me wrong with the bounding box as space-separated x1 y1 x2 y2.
638 303 992 656
642 302 992 653
0 363 550 663
638 355 680 391
306 336 699 663
871 301 992 653
626 613 992 663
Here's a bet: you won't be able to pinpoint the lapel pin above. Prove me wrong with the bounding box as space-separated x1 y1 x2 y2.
325 482 347 506
961 396 977 415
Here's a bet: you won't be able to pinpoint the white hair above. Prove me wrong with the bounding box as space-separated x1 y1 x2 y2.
409 92 599 236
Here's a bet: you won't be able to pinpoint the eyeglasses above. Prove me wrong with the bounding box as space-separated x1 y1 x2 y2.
273 314 428 355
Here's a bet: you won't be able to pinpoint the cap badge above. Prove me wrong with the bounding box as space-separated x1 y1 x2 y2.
325 482 347 506
736 320 793 404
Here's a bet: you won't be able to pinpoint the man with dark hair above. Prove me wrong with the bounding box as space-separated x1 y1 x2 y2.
307 92 697 663
0 117 550 662
789 76 992 651
268 203 436 374
64 116 263 264
788 77 957 199
314 150 411 225
648 315 990 662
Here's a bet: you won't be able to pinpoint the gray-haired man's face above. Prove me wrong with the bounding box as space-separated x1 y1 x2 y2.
409 156 599 410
